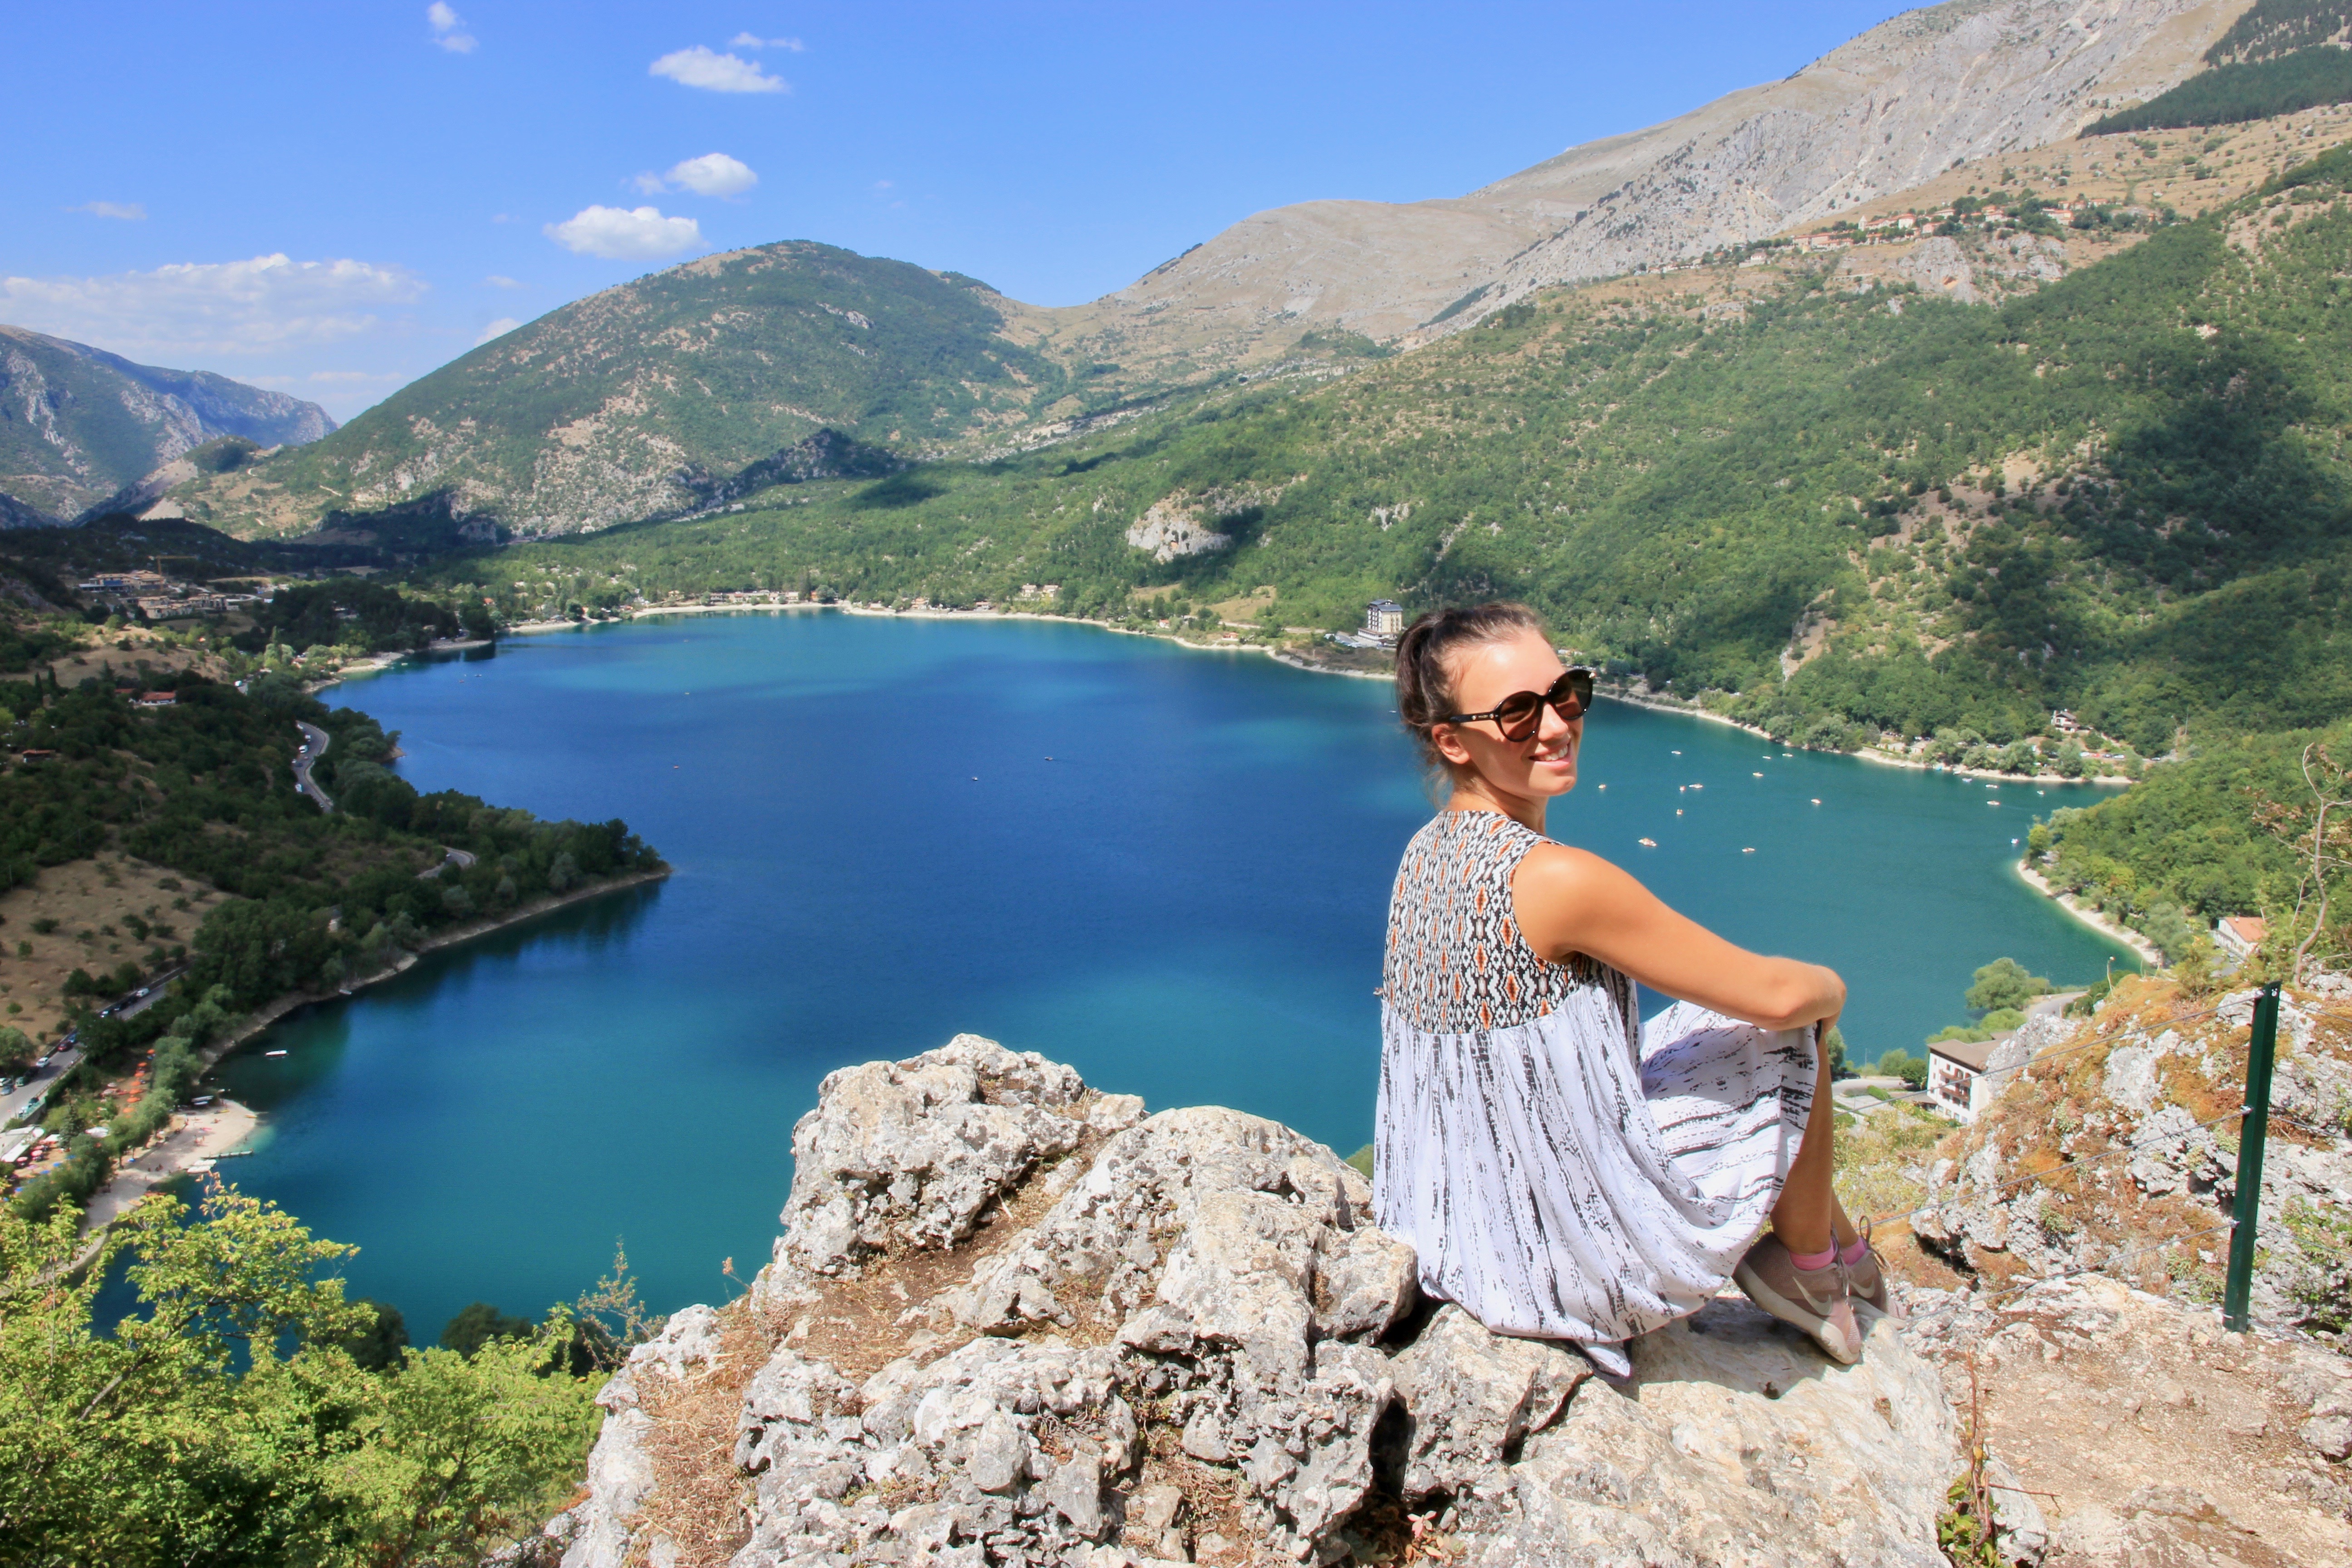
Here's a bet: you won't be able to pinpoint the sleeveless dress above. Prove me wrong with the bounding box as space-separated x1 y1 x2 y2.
1372 808 1818 1376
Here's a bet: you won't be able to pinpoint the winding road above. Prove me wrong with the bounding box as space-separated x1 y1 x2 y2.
292 721 333 812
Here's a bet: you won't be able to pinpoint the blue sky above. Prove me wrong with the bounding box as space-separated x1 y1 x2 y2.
3 2 1909 421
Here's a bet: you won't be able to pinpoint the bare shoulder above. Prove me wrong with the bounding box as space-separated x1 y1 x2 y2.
1513 839 1628 896
1511 840 1655 958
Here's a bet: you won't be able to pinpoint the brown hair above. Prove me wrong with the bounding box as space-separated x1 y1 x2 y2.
1393 600 1548 768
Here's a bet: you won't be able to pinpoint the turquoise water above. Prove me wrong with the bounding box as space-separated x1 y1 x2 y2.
214 612 2127 1336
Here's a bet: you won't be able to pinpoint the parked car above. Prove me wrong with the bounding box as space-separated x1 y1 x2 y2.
135 987 149 998
34 1055 50 1070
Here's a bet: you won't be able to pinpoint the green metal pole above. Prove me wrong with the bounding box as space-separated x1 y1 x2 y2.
2223 981 2282 1333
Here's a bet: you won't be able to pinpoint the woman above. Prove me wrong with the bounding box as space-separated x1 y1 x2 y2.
1372 602 1888 1375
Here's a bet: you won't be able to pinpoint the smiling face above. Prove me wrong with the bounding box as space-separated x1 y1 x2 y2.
1430 628 1581 819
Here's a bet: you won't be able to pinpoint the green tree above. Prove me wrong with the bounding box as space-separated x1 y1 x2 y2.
334 1299 412 1373
0 1190 601 1566
440 1301 535 1358
1964 956 2050 1014
1877 1049 1931 1091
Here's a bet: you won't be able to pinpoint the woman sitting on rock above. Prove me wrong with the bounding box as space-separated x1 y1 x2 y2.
1372 601 1889 1374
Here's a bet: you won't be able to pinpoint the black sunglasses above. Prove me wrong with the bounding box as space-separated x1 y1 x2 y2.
1441 667 1595 741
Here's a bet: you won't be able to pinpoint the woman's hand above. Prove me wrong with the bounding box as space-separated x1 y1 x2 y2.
1510 842 1847 1031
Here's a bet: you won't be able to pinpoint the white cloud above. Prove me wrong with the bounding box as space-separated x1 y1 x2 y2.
427 2 476 53
630 171 666 195
728 32 805 50
664 152 758 197
69 201 146 220
649 45 787 93
483 274 521 289
0 254 426 359
544 205 702 260
475 317 523 346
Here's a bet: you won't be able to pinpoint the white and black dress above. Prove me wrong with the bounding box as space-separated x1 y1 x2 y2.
1372 808 1817 1375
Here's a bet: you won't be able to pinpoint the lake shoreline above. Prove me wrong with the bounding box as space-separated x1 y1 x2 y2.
67 866 672 1243
2013 859 2163 966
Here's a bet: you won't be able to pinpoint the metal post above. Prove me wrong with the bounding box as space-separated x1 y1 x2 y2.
2223 981 2281 1333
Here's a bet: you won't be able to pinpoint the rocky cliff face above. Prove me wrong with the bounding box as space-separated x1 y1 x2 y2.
1915 981 2352 1325
0 324 333 522
1050 0 2249 379
540 1035 1955 1568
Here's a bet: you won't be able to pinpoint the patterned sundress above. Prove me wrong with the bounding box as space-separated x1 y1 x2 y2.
1373 808 1818 1375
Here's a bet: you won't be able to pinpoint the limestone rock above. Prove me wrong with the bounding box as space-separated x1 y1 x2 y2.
1465 1301 1955 1567
565 1038 1965 1568
1385 1303 1588 1503
765 1034 1122 1285
561 1305 725 1568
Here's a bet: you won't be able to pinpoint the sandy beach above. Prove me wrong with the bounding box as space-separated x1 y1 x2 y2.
2014 859 2163 966
80 1097 258 1230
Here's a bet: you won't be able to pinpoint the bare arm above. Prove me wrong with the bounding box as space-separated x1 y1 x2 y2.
1510 842 1844 1032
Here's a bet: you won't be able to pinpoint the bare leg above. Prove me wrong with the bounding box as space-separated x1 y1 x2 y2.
1770 1029 1857 1254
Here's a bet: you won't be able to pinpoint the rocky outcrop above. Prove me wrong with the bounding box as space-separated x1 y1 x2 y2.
1914 984 2352 1327
1902 1272 2352 1565
1122 487 1284 563
560 1034 1959 1568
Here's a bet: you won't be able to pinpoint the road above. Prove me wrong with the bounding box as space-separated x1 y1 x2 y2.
2 1038 81 1126
292 720 334 812
113 965 187 1019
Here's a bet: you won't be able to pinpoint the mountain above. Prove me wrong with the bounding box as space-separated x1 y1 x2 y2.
436 130 2352 760
171 0 2259 544
2091 0 2352 131
169 244 1073 540
1038 0 2251 382
0 326 335 524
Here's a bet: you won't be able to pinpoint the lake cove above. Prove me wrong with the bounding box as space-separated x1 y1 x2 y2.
216 611 2130 1334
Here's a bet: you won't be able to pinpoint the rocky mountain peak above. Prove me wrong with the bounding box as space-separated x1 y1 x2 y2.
0 324 335 523
1056 0 2250 380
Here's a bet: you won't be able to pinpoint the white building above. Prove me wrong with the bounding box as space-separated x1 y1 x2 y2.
2214 915 2268 961
1364 599 1406 641
1928 1031 2024 1124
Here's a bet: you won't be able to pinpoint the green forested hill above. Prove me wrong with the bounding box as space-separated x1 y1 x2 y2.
420 149 2352 759
170 243 1082 540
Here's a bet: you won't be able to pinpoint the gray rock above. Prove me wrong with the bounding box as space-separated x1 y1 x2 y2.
1038 1444 1107 1538
1472 1302 1957 1567
562 1038 1965 1568
1984 1455 2047 1567
764 1034 1110 1286
1385 1303 1588 1502
560 1307 726 1568
2300 1413 2352 1461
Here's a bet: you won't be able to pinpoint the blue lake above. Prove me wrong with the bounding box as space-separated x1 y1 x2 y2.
213 611 2129 1337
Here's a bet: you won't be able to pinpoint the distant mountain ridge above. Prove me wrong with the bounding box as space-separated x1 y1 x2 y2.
170 0 2258 542
171 243 1070 539
0 325 335 524
1044 0 2250 379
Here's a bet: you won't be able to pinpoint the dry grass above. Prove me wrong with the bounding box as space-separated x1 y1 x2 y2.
1833 1098 1951 1225
0 856 221 1047
632 1298 778 1568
